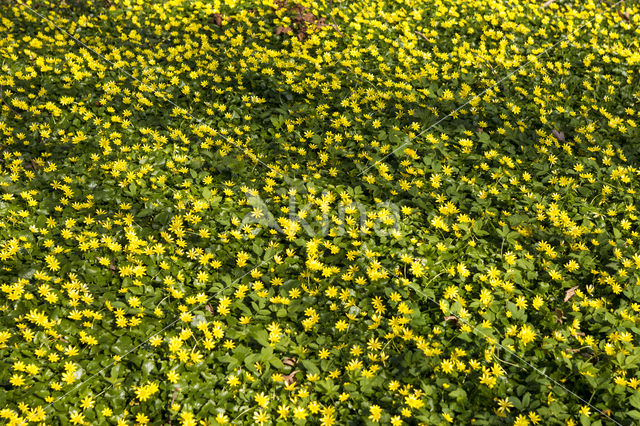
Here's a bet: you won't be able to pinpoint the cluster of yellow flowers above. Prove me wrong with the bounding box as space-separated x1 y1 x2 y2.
1 0 640 424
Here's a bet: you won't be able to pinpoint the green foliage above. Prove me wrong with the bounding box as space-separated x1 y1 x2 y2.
1 0 640 424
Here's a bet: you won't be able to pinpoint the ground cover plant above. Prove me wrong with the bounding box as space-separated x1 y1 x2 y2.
1 0 640 424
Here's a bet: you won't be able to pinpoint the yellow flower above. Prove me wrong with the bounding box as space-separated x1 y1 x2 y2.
528 411 541 424
440 359 454 374
69 411 85 425
335 319 349 332
496 397 514 415
518 325 536 346
180 411 196 426
253 409 270 424
277 404 290 419
369 405 382 422
215 413 229 424
167 370 180 384
532 295 544 310
293 406 308 420
404 394 424 409
236 251 250 267
134 381 159 402
479 372 496 388
80 395 94 410
254 392 269 408
45 254 60 271
9 374 25 387
136 412 150 425
564 260 580 272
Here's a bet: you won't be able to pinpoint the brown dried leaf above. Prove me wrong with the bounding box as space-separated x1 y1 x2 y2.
555 308 564 323
552 129 565 142
276 26 292 35
212 13 223 26
444 315 459 327
542 0 556 7
282 357 297 367
618 9 630 22
283 370 299 385
205 304 214 314
564 286 578 302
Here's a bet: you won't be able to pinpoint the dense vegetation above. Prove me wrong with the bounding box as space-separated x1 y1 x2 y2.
2 0 640 424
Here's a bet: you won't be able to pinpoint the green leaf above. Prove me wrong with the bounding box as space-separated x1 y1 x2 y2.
203 187 212 200
630 392 640 410
301 360 319 375
251 329 270 347
627 410 640 420
155 211 169 226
